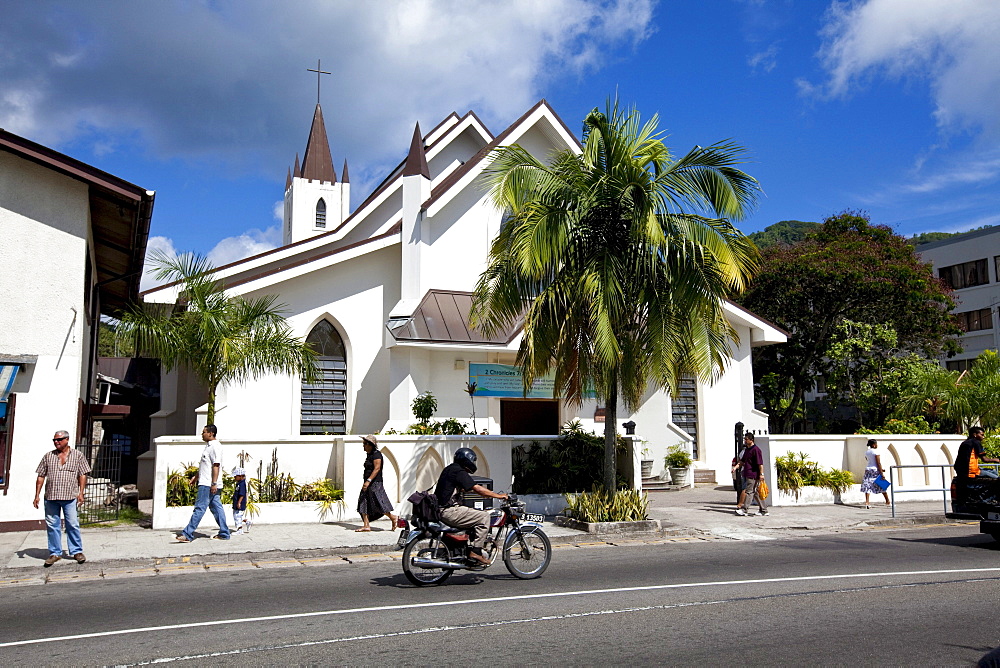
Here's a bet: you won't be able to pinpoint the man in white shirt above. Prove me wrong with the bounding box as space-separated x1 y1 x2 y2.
176 424 231 541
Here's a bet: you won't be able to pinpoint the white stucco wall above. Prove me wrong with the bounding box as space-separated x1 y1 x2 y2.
184 244 402 441
0 150 91 525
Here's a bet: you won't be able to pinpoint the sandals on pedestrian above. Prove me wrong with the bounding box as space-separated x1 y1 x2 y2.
355 527 371 532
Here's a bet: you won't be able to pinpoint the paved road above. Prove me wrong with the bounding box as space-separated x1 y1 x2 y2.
1 524 998 665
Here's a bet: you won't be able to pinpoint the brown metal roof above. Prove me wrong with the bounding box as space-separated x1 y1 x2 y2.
388 290 522 345
300 104 337 183
0 128 154 315
402 122 429 178
422 99 580 211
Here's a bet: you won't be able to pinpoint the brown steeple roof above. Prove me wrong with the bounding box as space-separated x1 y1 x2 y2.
301 104 337 183
402 122 429 178
342 159 349 183
285 166 292 190
293 153 301 178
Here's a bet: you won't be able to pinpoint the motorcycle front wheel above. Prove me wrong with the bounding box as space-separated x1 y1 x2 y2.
402 536 453 586
502 526 551 579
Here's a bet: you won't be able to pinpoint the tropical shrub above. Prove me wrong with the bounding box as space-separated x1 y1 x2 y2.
664 444 693 468
411 391 437 425
564 487 649 522
775 451 854 499
512 421 627 494
857 416 939 434
166 451 345 521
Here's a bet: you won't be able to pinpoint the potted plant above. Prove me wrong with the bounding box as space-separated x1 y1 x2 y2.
665 445 693 486
639 442 654 478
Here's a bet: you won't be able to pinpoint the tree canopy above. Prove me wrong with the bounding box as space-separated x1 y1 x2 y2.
472 98 761 489
739 212 960 433
116 252 318 424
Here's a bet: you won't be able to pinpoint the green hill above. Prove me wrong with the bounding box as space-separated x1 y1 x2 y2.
747 220 821 248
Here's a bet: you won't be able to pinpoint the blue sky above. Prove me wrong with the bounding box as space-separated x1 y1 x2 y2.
3 0 999 287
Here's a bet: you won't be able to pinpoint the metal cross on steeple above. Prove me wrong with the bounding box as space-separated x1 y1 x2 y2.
307 59 331 105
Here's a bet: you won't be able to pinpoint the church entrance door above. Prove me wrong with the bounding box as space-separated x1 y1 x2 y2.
500 400 559 435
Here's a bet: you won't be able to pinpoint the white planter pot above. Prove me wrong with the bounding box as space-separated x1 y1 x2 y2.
669 467 688 486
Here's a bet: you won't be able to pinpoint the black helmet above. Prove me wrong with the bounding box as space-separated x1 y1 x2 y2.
454 447 477 473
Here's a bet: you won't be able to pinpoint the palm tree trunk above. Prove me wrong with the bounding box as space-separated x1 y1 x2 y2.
604 381 618 492
207 382 217 425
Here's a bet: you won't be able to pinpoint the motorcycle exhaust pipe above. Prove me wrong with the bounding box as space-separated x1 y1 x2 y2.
412 556 463 570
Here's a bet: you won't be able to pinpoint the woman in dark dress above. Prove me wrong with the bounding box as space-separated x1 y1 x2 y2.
356 435 398 532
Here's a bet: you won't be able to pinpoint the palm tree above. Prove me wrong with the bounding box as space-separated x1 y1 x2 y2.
898 351 1000 432
471 99 761 491
116 251 318 424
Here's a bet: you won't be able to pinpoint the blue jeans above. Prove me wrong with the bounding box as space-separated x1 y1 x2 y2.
181 486 230 540
44 499 83 557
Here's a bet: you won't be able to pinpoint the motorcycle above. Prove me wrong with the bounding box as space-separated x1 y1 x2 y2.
400 493 552 586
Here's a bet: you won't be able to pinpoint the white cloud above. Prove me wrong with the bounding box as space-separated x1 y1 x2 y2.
748 45 779 73
901 152 1000 194
0 0 655 177
814 0 1000 140
139 236 179 292
207 227 281 268
139 227 281 291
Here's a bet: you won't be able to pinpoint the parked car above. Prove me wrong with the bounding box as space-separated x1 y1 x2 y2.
945 476 1000 542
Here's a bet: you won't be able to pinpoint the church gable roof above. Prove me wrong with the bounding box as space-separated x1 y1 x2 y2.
300 104 337 183
145 102 569 299
422 99 579 214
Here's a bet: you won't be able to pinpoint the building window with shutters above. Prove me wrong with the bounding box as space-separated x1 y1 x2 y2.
956 307 994 332
300 320 347 435
315 198 327 229
670 375 699 460
939 258 988 290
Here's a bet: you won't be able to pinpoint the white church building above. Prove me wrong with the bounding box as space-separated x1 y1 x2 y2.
144 99 785 498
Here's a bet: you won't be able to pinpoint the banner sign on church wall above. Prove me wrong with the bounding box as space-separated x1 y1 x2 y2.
468 363 556 398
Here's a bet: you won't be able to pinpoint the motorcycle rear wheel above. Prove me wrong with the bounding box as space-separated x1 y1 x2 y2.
502 526 551 579
402 536 453 586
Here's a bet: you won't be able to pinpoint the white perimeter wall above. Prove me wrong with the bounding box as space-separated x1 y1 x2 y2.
152 434 523 529
761 433 966 505
0 151 91 525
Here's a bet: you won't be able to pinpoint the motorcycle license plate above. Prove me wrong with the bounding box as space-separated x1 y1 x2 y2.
522 513 545 523
988 512 1000 521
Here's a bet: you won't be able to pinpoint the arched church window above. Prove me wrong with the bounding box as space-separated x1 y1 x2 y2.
315 198 327 228
301 320 347 435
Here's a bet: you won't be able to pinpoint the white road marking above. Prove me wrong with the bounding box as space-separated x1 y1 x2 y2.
2 567 998 650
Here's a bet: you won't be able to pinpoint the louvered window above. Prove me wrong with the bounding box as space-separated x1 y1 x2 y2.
315 198 327 228
300 320 346 435
670 375 699 459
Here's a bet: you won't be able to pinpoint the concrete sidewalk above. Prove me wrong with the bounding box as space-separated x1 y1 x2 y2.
0 485 967 586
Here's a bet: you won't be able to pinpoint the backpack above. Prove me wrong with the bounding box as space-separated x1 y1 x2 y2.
407 488 442 523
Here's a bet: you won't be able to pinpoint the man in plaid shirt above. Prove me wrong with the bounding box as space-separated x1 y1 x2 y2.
34 430 91 567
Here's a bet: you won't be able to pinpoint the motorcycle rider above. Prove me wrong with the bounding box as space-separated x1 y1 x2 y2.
435 447 508 566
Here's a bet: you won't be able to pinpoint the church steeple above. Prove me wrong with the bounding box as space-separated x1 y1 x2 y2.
402 122 429 179
300 104 337 183
342 159 349 183
282 95 350 245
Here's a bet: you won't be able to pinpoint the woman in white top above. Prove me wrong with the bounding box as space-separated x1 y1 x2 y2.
859 439 890 509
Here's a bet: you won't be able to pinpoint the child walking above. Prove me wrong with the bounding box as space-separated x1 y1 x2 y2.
231 467 251 534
